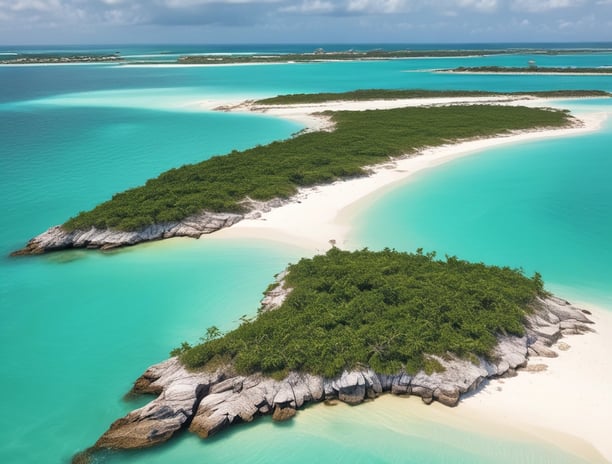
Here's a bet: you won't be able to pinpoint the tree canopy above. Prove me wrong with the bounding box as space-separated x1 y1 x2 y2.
176 248 544 379
64 105 571 232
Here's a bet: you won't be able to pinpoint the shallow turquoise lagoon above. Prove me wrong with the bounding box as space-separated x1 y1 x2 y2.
354 106 612 309
1 49 611 463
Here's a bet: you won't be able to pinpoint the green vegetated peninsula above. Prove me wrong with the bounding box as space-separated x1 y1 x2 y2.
254 88 611 105
14 102 575 255
79 248 594 460
64 105 570 231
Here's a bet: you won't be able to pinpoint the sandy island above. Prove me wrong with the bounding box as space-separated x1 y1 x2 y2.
195 95 612 461
204 96 608 253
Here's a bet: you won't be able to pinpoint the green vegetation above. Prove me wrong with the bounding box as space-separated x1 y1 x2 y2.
63 105 571 232
449 66 612 74
175 248 545 378
0 54 123 65
176 48 612 66
255 89 610 105
177 49 511 65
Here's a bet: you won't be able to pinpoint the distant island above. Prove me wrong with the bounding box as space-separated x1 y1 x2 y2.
0 54 124 65
11 99 583 256
175 48 612 65
176 48 512 65
253 88 610 105
3 47 611 66
443 66 612 74
73 248 594 462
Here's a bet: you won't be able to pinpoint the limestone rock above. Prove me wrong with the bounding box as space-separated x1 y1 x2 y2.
84 295 595 458
259 270 292 313
333 371 367 405
390 373 412 395
95 366 217 449
528 341 558 358
537 296 593 324
12 211 243 255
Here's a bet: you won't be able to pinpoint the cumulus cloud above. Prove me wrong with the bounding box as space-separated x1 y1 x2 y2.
456 0 498 13
0 0 609 41
346 0 412 14
280 0 336 14
511 0 584 13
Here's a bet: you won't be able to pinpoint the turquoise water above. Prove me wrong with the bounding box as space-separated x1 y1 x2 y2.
355 104 612 308
1 47 611 463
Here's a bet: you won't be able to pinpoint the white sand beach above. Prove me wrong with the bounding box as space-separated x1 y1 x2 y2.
460 303 612 462
206 96 612 461
210 97 607 253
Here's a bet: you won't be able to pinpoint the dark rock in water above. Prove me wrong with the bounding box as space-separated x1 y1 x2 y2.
272 406 297 421
78 296 594 461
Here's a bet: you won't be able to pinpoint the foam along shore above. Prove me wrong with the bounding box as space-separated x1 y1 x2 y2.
207 97 608 252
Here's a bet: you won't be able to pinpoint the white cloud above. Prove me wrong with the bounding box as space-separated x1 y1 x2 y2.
457 0 498 12
280 0 335 13
511 0 584 13
346 0 412 14
9 0 62 12
160 0 279 5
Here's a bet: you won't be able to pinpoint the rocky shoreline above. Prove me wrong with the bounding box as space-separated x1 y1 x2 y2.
11 198 287 256
74 295 593 462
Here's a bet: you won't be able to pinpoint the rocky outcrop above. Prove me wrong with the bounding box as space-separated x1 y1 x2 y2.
12 211 243 255
259 270 292 313
12 194 302 256
77 296 593 461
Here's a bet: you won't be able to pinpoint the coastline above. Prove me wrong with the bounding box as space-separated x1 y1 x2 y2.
83 291 601 463
203 97 611 462
438 70 612 76
210 98 607 252
458 303 612 462
302 394 608 463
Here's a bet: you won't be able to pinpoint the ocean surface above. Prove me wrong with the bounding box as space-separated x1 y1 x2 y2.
1 44 611 464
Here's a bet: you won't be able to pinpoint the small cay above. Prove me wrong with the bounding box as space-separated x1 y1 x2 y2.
74 249 594 463
11 104 574 256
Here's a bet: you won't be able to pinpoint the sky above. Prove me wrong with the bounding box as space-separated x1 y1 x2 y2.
0 0 611 45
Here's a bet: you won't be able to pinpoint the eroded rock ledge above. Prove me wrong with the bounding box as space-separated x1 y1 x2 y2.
75 296 593 462
11 198 285 256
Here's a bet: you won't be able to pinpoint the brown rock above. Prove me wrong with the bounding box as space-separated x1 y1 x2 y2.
272 406 296 421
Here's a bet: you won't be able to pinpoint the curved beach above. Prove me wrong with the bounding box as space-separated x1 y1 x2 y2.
203 97 612 461
210 97 607 252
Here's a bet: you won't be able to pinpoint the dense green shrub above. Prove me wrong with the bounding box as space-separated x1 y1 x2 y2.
63 105 571 232
178 248 544 378
255 89 609 105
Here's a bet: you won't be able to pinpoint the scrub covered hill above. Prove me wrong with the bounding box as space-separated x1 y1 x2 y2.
63 105 572 232
177 248 545 378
